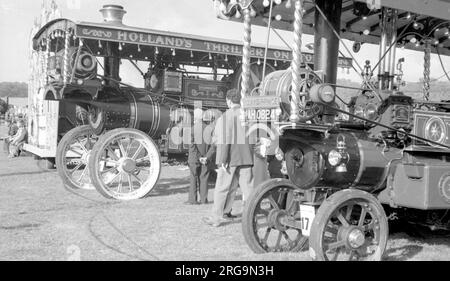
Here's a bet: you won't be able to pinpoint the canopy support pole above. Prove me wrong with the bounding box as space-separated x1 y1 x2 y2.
240 7 252 101
423 38 431 101
289 0 304 123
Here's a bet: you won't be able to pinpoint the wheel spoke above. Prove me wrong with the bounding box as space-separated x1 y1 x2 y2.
261 228 271 244
132 143 144 160
106 146 119 161
67 148 83 157
275 231 282 250
117 174 124 193
358 208 367 227
125 137 134 156
131 173 143 186
127 174 133 191
336 212 350 227
348 250 356 261
136 155 150 162
267 195 280 210
69 161 83 174
101 166 118 175
345 204 354 221
77 165 88 182
118 140 127 158
325 239 346 251
282 231 294 245
104 172 121 185
76 139 88 154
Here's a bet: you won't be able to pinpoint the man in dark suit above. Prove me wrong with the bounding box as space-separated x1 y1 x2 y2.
186 109 215 204
203 89 254 227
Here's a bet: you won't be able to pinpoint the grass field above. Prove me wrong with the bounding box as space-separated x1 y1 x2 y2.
0 126 449 260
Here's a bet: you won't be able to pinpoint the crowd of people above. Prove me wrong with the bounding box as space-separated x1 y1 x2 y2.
186 89 284 227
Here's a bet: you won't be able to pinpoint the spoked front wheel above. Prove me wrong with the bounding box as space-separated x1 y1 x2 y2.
309 189 389 261
242 178 308 253
56 125 98 190
88 128 161 200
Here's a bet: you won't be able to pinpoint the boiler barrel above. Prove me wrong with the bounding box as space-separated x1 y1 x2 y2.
88 87 170 137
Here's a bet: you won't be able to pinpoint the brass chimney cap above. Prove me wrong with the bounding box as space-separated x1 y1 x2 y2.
99 4 127 25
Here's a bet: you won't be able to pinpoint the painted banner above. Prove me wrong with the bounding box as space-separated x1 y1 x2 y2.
76 24 353 68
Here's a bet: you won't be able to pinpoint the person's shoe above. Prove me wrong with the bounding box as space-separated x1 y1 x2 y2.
223 212 237 220
202 216 222 227
184 200 199 205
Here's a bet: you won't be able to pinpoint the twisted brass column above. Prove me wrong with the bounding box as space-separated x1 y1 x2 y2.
423 38 431 101
290 0 304 122
240 7 252 100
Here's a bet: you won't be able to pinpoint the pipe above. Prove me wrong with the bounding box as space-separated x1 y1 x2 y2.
386 9 398 90
378 8 387 90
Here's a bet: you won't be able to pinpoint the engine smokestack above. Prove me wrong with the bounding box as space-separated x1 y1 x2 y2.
100 4 126 25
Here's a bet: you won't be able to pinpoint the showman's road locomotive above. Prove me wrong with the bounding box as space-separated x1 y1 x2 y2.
28 5 353 197
213 0 450 260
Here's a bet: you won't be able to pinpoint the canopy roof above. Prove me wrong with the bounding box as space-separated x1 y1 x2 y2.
32 17 352 68
218 0 450 56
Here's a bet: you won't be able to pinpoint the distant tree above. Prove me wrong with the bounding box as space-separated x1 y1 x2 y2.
0 98 7 114
0 82 28 98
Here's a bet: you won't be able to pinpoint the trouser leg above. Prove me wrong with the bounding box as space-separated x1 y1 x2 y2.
238 166 254 203
253 155 269 188
222 168 239 215
199 165 210 203
212 166 236 220
188 164 200 203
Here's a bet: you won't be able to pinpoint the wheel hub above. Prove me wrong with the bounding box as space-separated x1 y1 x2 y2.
119 158 136 173
268 209 288 232
347 228 365 249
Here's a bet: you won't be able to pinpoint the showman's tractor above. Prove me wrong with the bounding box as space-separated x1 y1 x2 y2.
28 4 353 199
213 0 450 260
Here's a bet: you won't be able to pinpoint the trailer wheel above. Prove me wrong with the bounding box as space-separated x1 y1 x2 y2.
242 178 308 253
56 125 97 190
309 189 388 261
88 128 161 200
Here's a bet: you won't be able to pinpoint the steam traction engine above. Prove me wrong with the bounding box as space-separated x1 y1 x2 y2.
214 0 450 260
31 5 354 198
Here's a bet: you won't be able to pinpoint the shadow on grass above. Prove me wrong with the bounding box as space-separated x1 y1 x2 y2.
384 245 423 261
0 170 55 178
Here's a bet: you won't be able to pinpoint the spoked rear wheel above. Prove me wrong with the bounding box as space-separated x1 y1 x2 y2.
56 125 98 190
242 178 308 253
309 189 388 261
88 128 161 200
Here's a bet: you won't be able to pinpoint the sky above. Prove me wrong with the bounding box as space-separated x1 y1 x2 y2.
1 0 450 86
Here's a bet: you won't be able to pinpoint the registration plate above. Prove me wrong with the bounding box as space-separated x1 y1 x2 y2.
242 96 280 122
245 108 278 122
299 204 316 237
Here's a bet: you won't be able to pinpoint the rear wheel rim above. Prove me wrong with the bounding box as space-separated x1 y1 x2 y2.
94 132 160 200
251 186 307 252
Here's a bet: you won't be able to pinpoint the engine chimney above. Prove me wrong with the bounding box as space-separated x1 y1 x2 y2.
99 4 126 25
